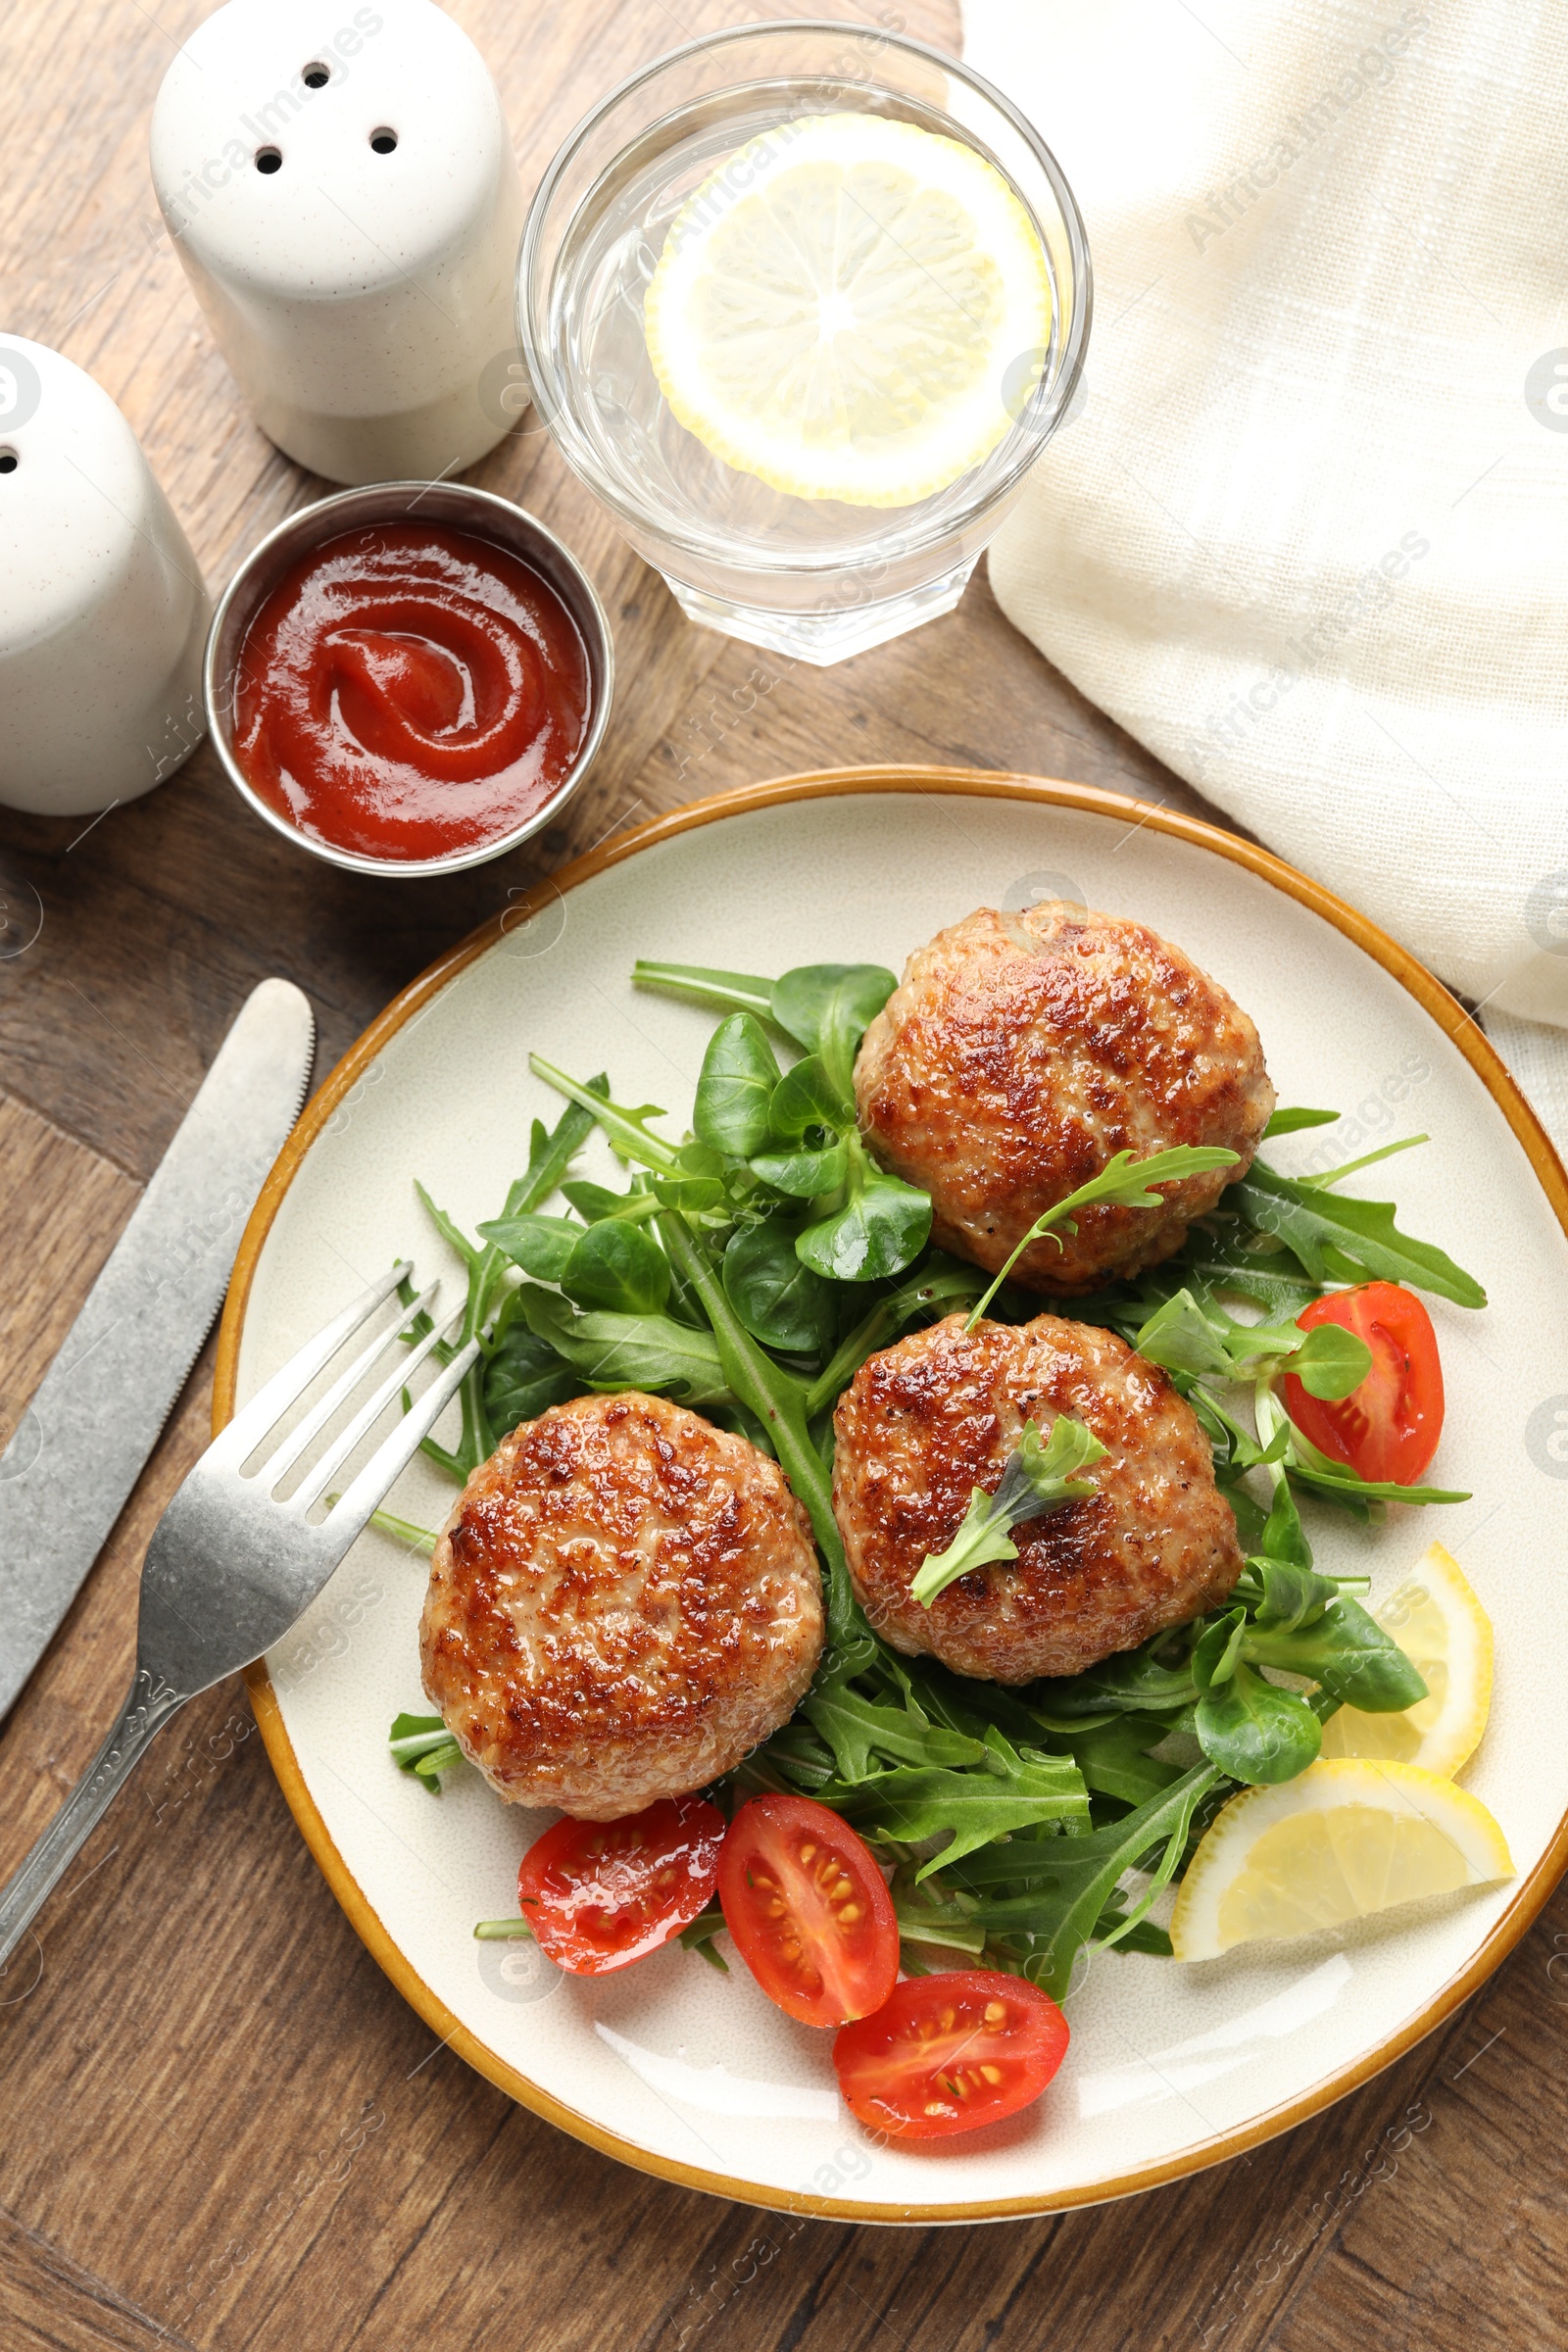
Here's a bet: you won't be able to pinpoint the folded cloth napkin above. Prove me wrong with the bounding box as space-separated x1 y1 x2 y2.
962 0 1568 1149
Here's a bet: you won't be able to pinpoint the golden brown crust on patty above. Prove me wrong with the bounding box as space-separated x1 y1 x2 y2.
419 1391 823 1819
831 1312 1243 1683
854 903 1274 1295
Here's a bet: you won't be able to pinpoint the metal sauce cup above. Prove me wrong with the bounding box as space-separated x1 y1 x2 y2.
204 481 613 878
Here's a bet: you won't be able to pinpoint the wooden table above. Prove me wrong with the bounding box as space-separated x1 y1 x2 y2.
1 2 1561 2345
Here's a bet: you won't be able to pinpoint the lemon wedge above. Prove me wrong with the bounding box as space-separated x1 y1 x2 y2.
1170 1759 1513 1962
644 113 1053 508
1319 1542 1494 1778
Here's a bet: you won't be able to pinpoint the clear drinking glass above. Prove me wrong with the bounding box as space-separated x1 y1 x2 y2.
518 20 1091 666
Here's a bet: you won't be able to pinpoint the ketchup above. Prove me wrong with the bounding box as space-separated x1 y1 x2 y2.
232 523 590 861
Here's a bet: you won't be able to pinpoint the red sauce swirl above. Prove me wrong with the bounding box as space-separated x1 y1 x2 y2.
232 522 591 862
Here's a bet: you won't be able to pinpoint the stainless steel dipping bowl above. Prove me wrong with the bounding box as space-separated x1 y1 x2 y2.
204 481 614 879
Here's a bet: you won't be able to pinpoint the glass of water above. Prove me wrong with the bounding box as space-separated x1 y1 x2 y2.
518 20 1090 667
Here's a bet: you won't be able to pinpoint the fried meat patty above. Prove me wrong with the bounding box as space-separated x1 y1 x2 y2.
419 1391 823 1819
832 1312 1243 1682
854 903 1274 1294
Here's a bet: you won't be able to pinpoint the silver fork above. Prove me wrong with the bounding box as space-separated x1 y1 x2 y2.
0 1263 477 1974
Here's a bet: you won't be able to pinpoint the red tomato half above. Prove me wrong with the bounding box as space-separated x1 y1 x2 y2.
717 1794 899 2028
834 1971 1069 2140
516 1797 724 1977
1282 1281 1445 1485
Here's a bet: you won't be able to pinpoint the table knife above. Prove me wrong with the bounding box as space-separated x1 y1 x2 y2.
0 977 315 1722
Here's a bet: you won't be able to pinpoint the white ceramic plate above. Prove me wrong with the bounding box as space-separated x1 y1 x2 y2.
221 770 1568 2223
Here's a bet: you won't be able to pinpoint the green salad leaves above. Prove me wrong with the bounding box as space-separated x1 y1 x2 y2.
965 1145 1244 1326
383 952 1488 1997
911 1419 1107 1606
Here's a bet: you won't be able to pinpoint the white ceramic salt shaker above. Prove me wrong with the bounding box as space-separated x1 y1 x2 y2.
149 0 527 486
0 336 211 817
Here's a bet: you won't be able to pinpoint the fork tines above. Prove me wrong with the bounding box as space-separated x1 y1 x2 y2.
213 1262 477 1546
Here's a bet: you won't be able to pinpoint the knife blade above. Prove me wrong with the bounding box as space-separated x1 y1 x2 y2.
0 977 315 1722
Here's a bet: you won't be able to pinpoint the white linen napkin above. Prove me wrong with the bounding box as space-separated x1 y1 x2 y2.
962 0 1568 1150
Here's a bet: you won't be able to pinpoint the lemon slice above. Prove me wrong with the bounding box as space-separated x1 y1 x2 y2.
1319 1543 1494 1777
644 113 1053 508
1170 1760 1513 1962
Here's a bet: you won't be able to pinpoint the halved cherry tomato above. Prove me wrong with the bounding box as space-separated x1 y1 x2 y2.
1282 1281 1445 1485
833 1970 1069 2139
516 1797 724 1976
717 1794 899 2028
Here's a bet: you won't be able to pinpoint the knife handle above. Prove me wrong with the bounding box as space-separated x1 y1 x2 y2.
0 1667 187 1977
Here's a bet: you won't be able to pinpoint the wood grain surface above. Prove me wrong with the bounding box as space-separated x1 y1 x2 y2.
0 2 1561 2348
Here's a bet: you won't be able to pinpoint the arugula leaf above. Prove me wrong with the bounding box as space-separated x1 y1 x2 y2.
911 1418 1107 1606
892 1897 988 1960
411 1186 509 1475
1028 1629 1200 1726
529 1055 682 1173
1178 1222 1324 1318
517 1285 730 1407
389 1710 450 1763
1269 1391 1471 1508
1091 1908 1175 1959
801 1682 987 1781
722 1218 837 1353
676 1908 731 1972
829 1740 1091 1875
1231 1161 1486 1307
388 1711 465 1791
414 1179 482 1275
1301 1136 1431 1189
1288 1459 1472 1507
365 1507 439 1554
504 1078 608 1216
952 1762 1223 1996
880 1651 1054 1754
693 1012 784 1156
1264 1105 1340 1138
966 1145 1242 1327
1053 1712 1188 1807
631 960 776 1023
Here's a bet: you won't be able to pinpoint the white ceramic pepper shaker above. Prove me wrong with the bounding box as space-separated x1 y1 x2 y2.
149 0 527 486
0 336 211 817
